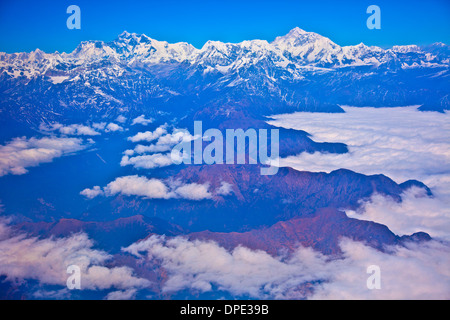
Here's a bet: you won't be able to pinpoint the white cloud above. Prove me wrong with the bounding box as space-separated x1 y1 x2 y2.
105 123 123 132
131 115 154 126
124 125 197 166
123 149 135 156
124 236 450 300
172 182 212 200
310 239 450 300
0 220 150 292
156 130 196 146
346 187 450 241
128 124 167 143
115 115 127 124
92 122 107 130
216 181 233 196
80 186 104 199
41 121 125 136
105 175 170 199
0 136 89 177
127 144 172 156
123 126 197 168
82 175 212 201
120 153 174 169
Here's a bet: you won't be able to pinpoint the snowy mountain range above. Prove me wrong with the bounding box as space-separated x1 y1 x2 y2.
2 28 449 75
0 27 449 127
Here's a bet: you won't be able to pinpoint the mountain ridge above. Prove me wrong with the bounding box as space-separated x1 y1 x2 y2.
0 26 449 126
1 27 448 76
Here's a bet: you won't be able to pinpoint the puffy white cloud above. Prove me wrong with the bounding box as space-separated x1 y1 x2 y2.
124 236 450 300
92 122 107 130
0 136 89 177
82 175 213 201
124 235 310 298
170 181 212 200
104 175 170 199
105 123 123 132
0 220 150 292
128 144 172 155
80 186 104 199
128 124 168 143
120 153 174 170
115 115 127 124
156 130 196 146
124 126 196 169
131 115 154 126
216 181 233 196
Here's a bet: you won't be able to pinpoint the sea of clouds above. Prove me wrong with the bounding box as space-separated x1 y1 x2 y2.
1 107 449 299
268 106 450 242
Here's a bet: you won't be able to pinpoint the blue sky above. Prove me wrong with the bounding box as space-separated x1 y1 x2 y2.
0 0 449 53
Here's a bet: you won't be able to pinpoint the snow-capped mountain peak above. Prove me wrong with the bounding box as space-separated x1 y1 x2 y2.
0 27 448 86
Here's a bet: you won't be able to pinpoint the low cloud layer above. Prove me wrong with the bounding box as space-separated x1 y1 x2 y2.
268 106 450 192
0 220 150 296
0 136 89 177
346 187 450 241
269 106 450 241
124 235 450 300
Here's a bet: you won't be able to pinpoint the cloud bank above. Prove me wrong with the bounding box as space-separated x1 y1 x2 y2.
0 136 89 177
0 220 150 295
346 187 450 241
268 106 450 192
269 106 450 240
124 235 450 300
